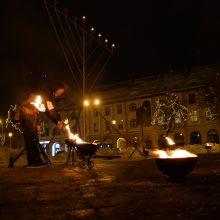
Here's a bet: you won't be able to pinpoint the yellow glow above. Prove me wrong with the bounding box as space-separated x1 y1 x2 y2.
94 99 100 105
30 96 46 112
112 119 116 125
165 137 175 145
8 132 12 137
154 149 197 158
83 100 90 106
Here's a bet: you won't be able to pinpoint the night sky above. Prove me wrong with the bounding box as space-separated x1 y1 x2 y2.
1 0 220 117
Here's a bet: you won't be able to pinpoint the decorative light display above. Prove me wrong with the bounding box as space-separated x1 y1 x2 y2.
6 105 23 133
204 73 220 120
151 93 189 134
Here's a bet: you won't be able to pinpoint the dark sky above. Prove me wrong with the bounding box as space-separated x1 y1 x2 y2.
1 0 220 117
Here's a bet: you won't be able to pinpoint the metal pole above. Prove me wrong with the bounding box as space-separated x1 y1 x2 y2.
82 16 86 140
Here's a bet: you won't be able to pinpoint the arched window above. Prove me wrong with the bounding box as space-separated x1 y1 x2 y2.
174 133 185 146
190 131 202 145
207 129 219 144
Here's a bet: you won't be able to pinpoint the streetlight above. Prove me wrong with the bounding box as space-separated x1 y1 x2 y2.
83 99 100 140
8 132 12 148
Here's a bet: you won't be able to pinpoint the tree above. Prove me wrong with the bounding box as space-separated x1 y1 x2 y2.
204 73 220 120
151 93 189 135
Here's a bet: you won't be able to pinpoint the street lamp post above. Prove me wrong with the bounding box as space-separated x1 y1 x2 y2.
8 132 12 148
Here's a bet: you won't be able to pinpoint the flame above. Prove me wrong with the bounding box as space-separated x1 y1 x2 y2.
63 119 85 143
165 137 175 145
30 96 46 112
153 149 197 158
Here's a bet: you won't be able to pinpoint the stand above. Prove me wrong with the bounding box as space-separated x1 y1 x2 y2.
97 111 147 159
66 145 75 166
8 141 52 168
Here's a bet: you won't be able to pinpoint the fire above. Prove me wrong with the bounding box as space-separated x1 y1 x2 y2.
153 149 197 158
30 96 46 112
63 119 85 143
165 136 175 145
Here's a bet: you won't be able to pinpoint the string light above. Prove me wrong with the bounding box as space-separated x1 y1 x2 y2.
6 105 23 133
151 93 189 134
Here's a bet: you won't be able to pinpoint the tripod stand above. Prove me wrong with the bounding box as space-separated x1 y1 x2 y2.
97 111 147 159
8 141 52 168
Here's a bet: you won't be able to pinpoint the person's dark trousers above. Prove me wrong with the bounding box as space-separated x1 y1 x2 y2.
24 135 41 165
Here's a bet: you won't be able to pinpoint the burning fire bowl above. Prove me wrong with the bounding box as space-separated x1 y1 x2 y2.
155 157 198 179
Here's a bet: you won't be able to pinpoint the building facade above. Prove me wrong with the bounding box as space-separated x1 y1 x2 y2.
39 64 220 155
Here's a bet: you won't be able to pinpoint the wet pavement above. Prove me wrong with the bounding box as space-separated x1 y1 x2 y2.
0 151 220 220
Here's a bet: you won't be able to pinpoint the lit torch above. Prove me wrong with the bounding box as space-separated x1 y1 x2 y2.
30 96 46 112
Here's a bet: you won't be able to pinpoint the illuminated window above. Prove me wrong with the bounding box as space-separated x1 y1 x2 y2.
190 111 198 121
174 112 182 124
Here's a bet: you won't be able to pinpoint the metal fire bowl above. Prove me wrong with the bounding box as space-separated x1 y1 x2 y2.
155 157 198 179
65 139 97 155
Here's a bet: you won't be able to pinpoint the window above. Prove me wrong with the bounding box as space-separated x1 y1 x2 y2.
190 111 198 121
158 113 165 125
190 131 201 144
41 127 49 137
129 103 136 112
105 106 110 116
118 124 123 130
174 112 182 124
105 121 110 131
188 93 196 104
70 111 77 120
117 104 122 114
130 119 137 128
93 123 98 133
93 109 98 117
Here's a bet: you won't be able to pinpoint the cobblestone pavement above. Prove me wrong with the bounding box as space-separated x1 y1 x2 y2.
0 151 220 220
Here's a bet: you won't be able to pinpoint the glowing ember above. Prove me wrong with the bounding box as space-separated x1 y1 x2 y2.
154 149 197 158
63 119 85 143
30 96 46 112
